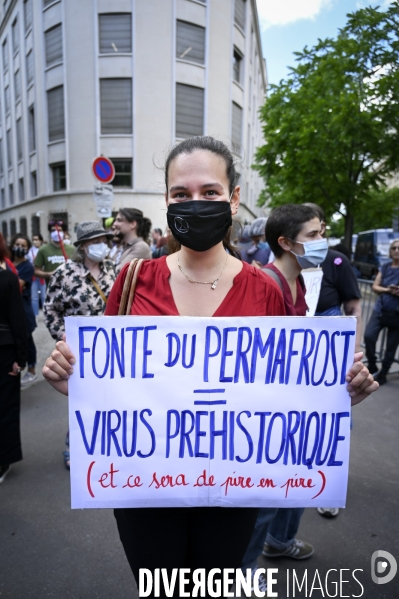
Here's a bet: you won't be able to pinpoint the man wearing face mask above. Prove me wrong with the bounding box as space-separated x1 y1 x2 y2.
241 205 327 579
43 221 116 470
240 217 270 266
34 220 74 280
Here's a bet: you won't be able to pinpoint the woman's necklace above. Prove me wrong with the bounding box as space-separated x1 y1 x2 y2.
177 252 229 290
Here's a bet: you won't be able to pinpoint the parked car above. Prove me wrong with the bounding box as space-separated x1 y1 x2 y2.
353 229 399 279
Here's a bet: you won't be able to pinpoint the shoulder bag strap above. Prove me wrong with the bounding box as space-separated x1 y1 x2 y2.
261 266 283 292
126 259 144 315
118 259 139 315
88 274 108 304
118 258 145 316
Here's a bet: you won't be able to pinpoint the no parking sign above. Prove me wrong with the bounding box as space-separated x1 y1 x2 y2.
92 156 115 184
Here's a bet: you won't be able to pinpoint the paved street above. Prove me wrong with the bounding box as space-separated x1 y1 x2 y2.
0 318 398 598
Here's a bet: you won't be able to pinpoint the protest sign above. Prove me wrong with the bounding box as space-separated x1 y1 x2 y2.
302 268 324 316
65 315 355 509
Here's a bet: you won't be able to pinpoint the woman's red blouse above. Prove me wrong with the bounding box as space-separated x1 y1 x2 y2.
105 256 285 318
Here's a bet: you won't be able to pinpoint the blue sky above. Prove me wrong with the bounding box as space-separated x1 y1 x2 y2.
256 0 392 85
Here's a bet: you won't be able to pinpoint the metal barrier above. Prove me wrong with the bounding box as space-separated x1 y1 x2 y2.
357 279 399 370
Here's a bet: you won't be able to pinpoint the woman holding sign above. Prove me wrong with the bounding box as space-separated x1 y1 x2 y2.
43 137 378 597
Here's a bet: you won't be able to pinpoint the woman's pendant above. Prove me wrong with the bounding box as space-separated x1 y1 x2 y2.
211 279 219 290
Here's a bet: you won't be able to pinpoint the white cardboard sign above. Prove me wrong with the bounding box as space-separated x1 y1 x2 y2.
65 315 355 509
302 268 324 316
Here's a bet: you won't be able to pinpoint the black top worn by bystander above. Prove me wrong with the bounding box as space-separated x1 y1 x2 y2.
316 249 361 313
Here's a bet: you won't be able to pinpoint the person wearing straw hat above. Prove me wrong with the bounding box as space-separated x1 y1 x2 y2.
43 221 117 469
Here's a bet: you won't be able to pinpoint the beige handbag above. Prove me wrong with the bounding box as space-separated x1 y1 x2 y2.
117 258 145 315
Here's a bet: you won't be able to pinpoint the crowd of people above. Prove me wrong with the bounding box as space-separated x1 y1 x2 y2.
0 135 396 597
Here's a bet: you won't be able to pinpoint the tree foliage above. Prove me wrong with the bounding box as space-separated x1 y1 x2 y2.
328 186 399 237
255 2 399 247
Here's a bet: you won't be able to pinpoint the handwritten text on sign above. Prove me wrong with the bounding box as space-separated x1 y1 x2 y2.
65 316 355 509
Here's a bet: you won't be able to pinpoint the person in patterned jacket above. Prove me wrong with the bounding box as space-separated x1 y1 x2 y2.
44 221 116 341
43 221 116 469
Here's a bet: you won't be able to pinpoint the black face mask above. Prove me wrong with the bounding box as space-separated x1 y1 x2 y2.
167 200 232 252
13 246 27 258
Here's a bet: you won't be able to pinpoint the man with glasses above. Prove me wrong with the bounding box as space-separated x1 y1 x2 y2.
34 220 74 281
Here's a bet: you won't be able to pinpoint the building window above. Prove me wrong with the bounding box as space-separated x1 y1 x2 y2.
99 14 132 54
9 185 14 206
30 171 37 197
14 70 21 101
24 0 33 34
52 162 66 191
12 18 19 55
0 139 3 174
2 220 8 239
28 106 35 152
20 216 27 233
2 40 8 72
234 0 246 31
10 218 16 236
19 179 24 203
31 214 40 236
176 83 204 139
6 129 12 167
5 86 11 114
100 79 132 134
232 102 243 154
47 86 65 141
1 189 4 209
110 159 132 187
45 24 63 67
233 48 243 84
26 51 34 85
16 119 23 160
176 20 205 65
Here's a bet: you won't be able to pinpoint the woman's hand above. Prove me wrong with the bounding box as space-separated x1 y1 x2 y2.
346 352 379 406
8 362 23 376
42 334 75 397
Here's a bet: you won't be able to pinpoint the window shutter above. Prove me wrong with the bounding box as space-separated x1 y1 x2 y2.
99 14 132 54
14 70 21 100
176 21 205 65
16 119 23 160
2 40 9 71
12 19 19 55
47 86 65 141
176 84 204 138
45 25 63 66
232 102 243 154
24 0 33 33
100 79 132 134
234 0 246 31
28 106 35 152
5 87 11 114
26 51 34 85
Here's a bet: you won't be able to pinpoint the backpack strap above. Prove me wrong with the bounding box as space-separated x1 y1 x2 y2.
261 266 283 292
118 259 144 315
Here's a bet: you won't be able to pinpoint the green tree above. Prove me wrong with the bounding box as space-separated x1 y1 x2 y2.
255 2 399 248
